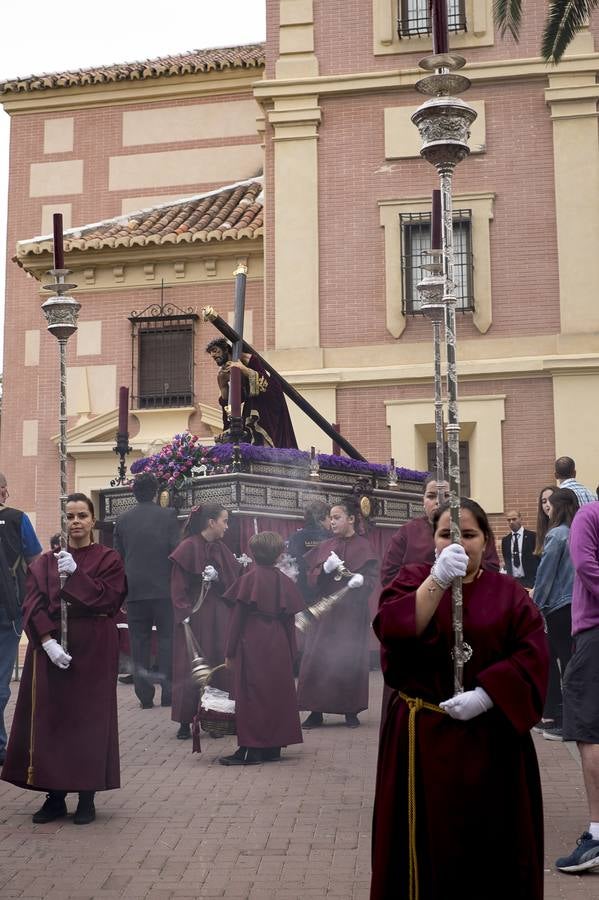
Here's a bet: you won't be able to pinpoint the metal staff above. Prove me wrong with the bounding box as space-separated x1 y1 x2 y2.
411 25 477 693
41 214 80 653
418 246 445 487
202 307 367 461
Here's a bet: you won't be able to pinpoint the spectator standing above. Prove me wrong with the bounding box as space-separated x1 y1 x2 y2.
555 456 595 506
555 500 599 873
534 485 557 556
0 472 41 767
501 510 538 588
220 532 304 766
114 473 181 709
530 488 577 741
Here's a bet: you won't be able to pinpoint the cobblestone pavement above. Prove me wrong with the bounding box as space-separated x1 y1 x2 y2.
1 671 598 899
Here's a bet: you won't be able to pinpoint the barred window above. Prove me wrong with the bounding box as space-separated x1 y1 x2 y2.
398 0 466 38
129 297 198 409
427 441 471 497
400 209 474 314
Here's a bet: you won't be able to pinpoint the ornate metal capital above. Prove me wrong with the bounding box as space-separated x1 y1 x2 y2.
41 295 81 341
411 95 477 169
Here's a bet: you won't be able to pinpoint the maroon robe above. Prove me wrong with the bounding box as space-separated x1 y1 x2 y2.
169 535 241 724
381 515 500 587
296 534 378 715
370 565 549 900
223 566 304 749
221 356 297 449
1 544 126 793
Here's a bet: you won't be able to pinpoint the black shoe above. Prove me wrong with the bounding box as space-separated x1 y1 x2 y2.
140 701 154 709
73 792 95 825
543 724 563 741
345 714 360 728
176 723 191 740
262 747 281 762
118 674 133 684
219 747 262 766
302 712 323 729
32 792 67 824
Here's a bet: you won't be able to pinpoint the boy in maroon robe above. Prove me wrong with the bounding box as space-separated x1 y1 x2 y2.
1 493 126 826
220 531 304 765
297 500 379 729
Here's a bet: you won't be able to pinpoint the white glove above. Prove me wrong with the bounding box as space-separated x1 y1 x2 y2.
430 544 468 588
202 565 218 582
440 687 493 721
42 638 72 669
347 573 364 589
55 550 77 576
323 551 343 574
182 617 190 625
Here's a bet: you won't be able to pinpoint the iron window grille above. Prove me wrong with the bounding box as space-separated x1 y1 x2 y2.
400 209 474 315
129 297 199 409
427 440 471 497
398 0 467 39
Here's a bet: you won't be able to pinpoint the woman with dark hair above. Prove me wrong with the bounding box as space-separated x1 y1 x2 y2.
297 499 379 729
530 487 577 741
371 498 548 900
169 503 240 739
1 493 126 825
534 485 557 556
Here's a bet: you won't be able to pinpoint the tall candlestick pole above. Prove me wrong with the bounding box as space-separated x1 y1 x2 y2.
412 43 476 695
42 222 80 654
431 0 449 55
229 263 247 468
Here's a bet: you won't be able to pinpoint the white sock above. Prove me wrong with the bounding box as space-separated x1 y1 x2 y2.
589 822 599 840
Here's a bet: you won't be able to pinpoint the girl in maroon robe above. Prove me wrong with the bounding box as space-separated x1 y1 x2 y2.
297 499 379 729
1 493 126 826
169 503 240 739
220 531 304 765
371 498 549 900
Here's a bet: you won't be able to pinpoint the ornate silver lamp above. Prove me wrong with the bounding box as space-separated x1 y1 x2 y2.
411 6 476 694
41 214 80 652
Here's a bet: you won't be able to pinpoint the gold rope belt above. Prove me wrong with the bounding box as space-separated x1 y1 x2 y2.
397 691 446 900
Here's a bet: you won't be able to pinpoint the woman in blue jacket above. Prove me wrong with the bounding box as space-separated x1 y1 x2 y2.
531 488 578 741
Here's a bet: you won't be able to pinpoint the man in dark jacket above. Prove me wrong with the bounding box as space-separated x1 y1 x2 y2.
501 510 538 588
0 473 42 765
114 473 181 708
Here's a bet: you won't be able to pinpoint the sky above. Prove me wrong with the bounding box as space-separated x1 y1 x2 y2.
0 0 266 368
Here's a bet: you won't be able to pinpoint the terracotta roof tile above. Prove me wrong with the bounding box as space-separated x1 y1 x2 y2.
15 177 264 261
0 44 265 94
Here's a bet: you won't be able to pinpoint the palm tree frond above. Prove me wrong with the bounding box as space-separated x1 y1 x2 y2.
493 0 522 40
542 0 599 63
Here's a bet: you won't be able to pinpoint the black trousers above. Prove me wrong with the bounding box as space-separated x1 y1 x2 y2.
127 599 173 706
543 603 573 723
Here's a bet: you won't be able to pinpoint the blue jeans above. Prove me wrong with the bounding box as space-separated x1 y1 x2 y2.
0 605 22 756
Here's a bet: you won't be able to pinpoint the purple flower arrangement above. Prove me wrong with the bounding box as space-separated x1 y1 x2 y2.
130 433 427 488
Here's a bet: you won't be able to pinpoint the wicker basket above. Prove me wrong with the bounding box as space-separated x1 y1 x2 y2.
197 664 236 738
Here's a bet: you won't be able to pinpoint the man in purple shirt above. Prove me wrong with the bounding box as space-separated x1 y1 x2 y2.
555 501 599 874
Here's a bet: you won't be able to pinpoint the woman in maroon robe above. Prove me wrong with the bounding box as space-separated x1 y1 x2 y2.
220 531 304 765
1 493 126 825
169 503 240 739
371 498 549 900
297 499 379 729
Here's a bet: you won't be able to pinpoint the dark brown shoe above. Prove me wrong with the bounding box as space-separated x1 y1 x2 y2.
32 792 67 824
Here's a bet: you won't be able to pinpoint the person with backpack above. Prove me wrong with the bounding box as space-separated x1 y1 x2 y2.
0 472 42 766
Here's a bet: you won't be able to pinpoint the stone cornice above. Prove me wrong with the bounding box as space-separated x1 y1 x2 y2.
1 69 264 115
254 53 599 105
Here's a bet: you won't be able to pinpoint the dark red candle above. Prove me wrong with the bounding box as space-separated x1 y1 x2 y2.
118 386 129 435
431 189 442 250
431 0 449 55
52 213 65 270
